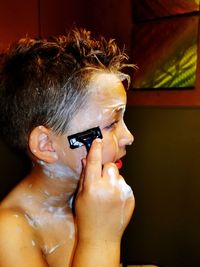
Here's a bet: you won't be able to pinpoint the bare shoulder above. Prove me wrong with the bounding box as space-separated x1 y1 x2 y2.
0 208 32 234
0 208 34 252
0 208 48 267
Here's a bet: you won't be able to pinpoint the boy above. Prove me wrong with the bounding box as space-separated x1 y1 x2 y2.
0 28 135 267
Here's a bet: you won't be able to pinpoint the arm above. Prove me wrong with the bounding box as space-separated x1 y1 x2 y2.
72 239 120 267
72 139 135 267
0 210 49 267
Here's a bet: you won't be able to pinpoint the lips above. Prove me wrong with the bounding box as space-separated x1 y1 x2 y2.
115 159 123 169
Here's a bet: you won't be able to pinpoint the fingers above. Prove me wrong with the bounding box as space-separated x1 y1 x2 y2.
84 138 102 186
77 158 86 194
117 177 134 200
102 162 120 183
103 164 133 200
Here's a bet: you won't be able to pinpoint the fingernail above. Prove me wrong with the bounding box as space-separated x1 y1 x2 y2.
94 138 102 144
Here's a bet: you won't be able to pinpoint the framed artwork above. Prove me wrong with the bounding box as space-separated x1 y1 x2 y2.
133 0 200 22
128 0 200 106
132 15 199 90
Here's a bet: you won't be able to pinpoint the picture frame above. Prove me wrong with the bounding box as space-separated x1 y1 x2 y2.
129 0 200 106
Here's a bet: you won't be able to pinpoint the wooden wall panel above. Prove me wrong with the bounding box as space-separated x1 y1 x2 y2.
0 0 39 49
39 0 85 37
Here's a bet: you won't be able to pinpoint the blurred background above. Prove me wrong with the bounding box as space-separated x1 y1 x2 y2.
1 1 200 266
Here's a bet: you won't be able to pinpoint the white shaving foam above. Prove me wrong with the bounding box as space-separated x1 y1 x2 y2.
107 165 133 229
38 160 79 180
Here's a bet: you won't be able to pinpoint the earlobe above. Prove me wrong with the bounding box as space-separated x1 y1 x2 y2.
29 126 58 163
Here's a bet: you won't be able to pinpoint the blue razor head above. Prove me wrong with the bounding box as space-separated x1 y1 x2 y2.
67 126 103 152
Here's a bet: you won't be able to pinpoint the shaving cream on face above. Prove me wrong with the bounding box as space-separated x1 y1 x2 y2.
67 73 128 160
68 73 126 130
36 73 128 184
90 73 127 108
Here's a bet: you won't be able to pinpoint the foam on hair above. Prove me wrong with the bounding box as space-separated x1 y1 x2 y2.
0 28 133 151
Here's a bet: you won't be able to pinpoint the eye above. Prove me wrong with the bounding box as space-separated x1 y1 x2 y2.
104 120 119 130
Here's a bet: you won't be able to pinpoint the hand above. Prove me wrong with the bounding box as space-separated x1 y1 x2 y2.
75 138 135 243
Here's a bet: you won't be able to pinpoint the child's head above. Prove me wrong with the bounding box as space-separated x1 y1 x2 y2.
0 28 132 155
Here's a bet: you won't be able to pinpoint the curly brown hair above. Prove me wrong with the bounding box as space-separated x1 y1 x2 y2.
0 28 132 151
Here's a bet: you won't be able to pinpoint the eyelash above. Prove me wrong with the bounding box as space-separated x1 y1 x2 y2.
104 120 119 130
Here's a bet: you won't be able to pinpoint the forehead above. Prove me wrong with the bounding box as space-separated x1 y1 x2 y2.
89 72 127 106
68 72 127 134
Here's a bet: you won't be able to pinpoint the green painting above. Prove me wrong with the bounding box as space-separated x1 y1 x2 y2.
132 15 199 89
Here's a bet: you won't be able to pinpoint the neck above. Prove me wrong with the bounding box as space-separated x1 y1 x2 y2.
25 161 80 211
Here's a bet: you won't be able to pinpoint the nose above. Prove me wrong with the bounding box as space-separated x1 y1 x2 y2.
119 123 134 148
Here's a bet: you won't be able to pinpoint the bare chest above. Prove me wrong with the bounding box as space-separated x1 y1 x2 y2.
44 240 75 267
36 216 76 267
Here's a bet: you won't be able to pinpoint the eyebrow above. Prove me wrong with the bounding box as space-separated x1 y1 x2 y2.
113 105 125 116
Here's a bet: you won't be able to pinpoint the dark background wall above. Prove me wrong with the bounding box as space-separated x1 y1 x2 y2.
0 1 200 266
121 107 200 267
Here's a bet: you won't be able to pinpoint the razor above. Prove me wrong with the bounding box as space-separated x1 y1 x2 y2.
67 126 103 152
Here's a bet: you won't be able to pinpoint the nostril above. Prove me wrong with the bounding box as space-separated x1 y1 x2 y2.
128 133 134 146
119 137 133 147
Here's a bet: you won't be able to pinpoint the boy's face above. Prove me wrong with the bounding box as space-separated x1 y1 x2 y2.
55 72 134 176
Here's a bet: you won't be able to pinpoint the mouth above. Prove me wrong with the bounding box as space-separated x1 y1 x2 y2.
114 152 126 170
115 159 123 169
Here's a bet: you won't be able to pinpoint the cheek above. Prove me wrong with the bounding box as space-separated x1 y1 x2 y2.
58 138 87 176
102 131 118 163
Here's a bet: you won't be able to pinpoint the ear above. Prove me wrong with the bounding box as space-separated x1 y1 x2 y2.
29 126 58 163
